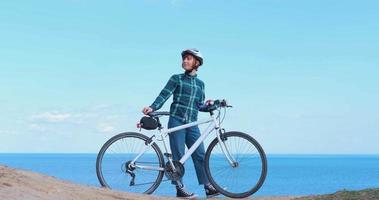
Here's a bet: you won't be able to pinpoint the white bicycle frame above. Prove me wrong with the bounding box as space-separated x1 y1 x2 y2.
130 114 237 172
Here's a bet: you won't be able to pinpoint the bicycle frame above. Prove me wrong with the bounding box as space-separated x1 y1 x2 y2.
131 113 237 171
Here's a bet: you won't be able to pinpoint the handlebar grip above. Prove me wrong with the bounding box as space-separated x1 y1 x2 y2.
199 99 232 112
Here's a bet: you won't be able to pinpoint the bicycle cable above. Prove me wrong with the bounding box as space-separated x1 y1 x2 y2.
216 107 227 125
219 107 227 125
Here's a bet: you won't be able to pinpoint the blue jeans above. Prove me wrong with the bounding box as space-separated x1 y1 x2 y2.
168 116 209 185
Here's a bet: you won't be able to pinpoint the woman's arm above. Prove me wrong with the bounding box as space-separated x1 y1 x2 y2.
149 75 178 111
197 81 206 110
200 82 205 105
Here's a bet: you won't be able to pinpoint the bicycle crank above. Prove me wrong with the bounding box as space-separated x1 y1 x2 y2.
164 161 185 181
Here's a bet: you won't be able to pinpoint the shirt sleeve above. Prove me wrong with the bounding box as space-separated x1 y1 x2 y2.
197 81 205 110
150 75 178 111
200 82 205 105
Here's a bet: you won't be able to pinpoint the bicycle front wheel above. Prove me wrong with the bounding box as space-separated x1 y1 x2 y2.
96 132 164 194
205 131 267 198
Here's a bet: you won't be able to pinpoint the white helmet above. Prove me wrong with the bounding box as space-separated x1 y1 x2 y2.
181 48 203 66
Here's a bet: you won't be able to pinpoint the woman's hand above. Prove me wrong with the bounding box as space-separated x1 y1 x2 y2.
142 106 153 115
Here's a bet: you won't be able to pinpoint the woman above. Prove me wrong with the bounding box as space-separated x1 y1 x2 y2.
142 48 219 198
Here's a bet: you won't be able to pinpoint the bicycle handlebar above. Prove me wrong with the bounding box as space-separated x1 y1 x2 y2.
199 99 232 112
146 99 232 118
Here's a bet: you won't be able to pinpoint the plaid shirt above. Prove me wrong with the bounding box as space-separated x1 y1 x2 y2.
150 72 205 123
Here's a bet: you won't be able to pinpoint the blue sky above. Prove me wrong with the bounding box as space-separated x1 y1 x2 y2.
0 0 378 153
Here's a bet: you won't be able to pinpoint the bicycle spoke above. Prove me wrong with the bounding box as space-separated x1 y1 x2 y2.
97 133 164 194
206 132 267 198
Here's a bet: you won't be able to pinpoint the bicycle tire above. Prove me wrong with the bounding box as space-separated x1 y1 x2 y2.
204 131 267 198
96 132 164 194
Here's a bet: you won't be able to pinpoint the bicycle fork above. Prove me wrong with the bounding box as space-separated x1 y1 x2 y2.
216 127 238 168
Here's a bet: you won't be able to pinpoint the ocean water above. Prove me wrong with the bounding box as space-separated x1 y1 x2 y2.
1 154 379 197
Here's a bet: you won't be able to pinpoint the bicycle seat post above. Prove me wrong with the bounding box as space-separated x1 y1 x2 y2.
209 110 214 116
155 117 163 130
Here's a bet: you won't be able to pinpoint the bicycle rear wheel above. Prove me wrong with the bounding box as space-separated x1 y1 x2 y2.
96 132 164 194
205 131 267 198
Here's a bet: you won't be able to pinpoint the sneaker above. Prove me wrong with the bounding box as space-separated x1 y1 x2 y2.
204 183 220 198
176 185 198 199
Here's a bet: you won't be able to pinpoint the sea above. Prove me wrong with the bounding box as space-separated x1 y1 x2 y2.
1 154 378 198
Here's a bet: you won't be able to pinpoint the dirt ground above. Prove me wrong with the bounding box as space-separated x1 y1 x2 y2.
0 165 295 200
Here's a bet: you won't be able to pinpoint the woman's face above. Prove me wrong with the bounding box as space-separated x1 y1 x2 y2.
182 54 198 71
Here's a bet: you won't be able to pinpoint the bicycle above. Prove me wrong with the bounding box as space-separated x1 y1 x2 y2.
96 99 267 198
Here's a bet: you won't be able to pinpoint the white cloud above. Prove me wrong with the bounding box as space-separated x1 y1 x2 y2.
91 104 112 111
28 123 47 132
0 130 17 135
97 123 116 133
69 113 99 124
32 112 71 123
27 104 131 135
